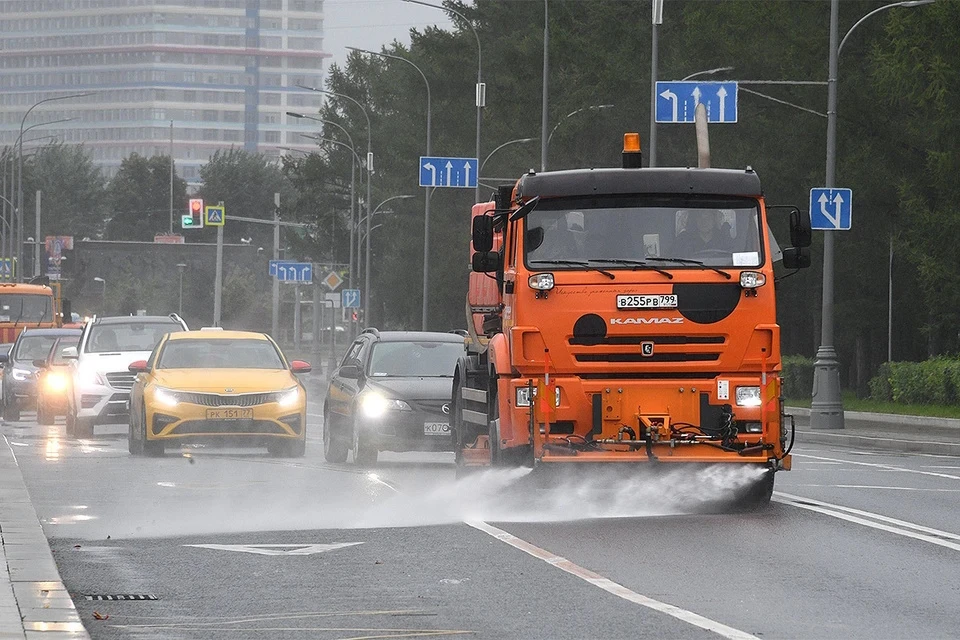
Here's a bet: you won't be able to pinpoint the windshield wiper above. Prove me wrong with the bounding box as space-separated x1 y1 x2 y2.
528 260 615 280
588 259 673 279
646 257 732 280
12 300 24 330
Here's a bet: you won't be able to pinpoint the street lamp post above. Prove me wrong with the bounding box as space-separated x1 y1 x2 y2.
347 46 434 331
296 85 374 323
811 0 934 430
403 0 482 202
93 277 106 311
480 138 538 174
649 0 664 167
17 93 90 282
541 0 549 171
545 104 614 167
176 263 187 316
681 66 735 82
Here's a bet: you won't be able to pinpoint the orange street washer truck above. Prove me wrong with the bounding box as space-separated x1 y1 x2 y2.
452 134 812 505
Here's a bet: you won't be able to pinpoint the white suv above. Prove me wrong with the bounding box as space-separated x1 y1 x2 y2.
65 314 188 438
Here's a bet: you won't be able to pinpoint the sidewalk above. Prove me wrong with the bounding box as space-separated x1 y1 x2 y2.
0 437 88 639
788 406 960 456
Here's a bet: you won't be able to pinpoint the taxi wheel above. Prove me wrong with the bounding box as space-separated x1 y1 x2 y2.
128 409 144 455
352 419 378 467
140 409 164 457
322 412 348 463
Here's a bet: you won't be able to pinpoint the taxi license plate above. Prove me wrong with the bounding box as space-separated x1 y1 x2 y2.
206 408 253 420
617 294 678 309
424 422 450 436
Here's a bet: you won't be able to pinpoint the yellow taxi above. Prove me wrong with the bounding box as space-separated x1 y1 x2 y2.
127 329 310 457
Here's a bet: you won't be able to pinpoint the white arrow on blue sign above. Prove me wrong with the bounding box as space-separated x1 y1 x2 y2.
420 156 478 188
341 289 361 309
656 81 738 124
270 261 312 282
809 188 852 230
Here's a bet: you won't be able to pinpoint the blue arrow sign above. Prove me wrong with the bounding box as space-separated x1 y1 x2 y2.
420 156 478 188
809 188 852 230
655 81 738 124
269 260 295 277
341 289 361 309
274 262 312 283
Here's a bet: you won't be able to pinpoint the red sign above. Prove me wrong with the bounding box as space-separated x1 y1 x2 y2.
154 234 185 244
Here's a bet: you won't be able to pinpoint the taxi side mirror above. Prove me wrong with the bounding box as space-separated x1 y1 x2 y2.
128 360 149 374
291 360 312 374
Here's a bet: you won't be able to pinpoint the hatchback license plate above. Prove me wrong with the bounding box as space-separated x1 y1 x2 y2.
424 422 450 436
206 408 253 420
617 294 678 309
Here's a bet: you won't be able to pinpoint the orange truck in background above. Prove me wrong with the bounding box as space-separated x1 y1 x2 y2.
452 134 812 506
0 279 70 343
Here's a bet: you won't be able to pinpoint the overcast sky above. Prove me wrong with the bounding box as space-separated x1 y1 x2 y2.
323 0 454 70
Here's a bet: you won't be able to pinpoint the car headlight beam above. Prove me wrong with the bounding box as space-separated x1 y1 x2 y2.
360 392 411 418
277 386 302 409
44 372 69 393
153 386 181 408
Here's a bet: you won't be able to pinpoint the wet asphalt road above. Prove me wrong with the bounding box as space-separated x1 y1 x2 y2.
4 396 960 639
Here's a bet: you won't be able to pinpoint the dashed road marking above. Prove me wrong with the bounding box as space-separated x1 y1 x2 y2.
793 453 960 481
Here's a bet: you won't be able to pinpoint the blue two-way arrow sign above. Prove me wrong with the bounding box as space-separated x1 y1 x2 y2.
656 81 738 123
419 156 478 188
809 188 852 230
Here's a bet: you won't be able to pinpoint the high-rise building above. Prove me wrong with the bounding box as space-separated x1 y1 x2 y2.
0 0 326 182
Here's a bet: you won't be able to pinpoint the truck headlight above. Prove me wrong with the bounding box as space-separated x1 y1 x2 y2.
515 385 561 407
739 271 766 288
153 386 180 408
735 386 762 407
360 392 411 418
528 273 555 290
277 386 301 409
11 367 32 381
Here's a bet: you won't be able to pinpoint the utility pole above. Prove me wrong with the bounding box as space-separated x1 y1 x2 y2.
212 201 224 326
33 190 40 277
169 121 174 234
272 192 280 339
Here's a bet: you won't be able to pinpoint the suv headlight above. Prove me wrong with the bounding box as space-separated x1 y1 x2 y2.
153 386 181 408
11 367 32 381
735 386 762 407
77 367 106 387
360 392 412 418
277 386 302 409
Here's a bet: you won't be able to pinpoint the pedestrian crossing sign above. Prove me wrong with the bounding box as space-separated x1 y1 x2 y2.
204 205 225 227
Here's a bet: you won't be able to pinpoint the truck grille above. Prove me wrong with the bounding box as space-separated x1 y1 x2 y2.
173 391 277 407
106 372 137 390
569 335 725 364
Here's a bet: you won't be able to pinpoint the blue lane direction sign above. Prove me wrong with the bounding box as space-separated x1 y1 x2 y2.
656 81 738 124
269 260 294 277
809 188 853 230
204 205 225 227
341 289 361 309
420 156 478 188
275 262 312 283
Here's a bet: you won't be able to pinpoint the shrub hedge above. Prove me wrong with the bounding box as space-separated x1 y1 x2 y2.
869 358 960 405
782 355 815 400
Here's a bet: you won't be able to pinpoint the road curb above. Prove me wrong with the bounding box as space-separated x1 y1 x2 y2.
0 436 90 639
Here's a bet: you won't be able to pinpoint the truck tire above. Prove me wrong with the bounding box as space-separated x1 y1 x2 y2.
322 411 348 463
735 469 775 511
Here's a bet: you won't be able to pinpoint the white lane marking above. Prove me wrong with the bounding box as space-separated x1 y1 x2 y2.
775 492 960 552
792 484 960 492
466 520 759 640
922 465 960 470
794 453 960 481
184 543 363 556
307 412 325 419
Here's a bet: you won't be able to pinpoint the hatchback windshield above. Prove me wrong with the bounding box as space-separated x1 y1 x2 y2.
524 195 763 268
0 294 53 324
86 322 182 353
157 338 285 369
14 335 58 361
50 338 80 365
368 341 464 377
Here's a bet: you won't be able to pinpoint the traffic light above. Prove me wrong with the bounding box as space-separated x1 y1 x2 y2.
183 198 205 228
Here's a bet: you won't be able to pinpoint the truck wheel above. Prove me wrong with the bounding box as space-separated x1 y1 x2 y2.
735 469 775 511
322 411 348 463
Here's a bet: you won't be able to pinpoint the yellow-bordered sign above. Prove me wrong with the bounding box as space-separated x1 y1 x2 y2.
204 205 225 226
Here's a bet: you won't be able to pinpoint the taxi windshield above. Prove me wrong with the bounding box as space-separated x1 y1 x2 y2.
157 338 285 369
523 195 763 268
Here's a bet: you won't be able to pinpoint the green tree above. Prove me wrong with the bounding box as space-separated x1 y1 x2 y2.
104 154 188 241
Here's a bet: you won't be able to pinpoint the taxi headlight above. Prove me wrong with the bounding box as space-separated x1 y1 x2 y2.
153 386 180 408
11 367 32 381
277 386 302 409
45 372 69 393
360 392 411 418
735 386 762 407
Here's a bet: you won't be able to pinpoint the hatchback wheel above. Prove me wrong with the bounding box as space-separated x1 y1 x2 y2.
352 419 378 467
322 411 348 463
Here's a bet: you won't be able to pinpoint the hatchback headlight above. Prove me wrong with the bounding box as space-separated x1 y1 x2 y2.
735 386 762 407
11 367 32 381
277 386 301 409
44 372 69 393
153 386 180 408
360 392 411 418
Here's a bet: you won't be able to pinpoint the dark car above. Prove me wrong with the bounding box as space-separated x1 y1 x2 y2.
0 328 82 422
35 336 81 425
322 329 467 466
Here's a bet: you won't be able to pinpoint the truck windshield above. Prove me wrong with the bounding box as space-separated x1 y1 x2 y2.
0 294 53 324
523 195 763 269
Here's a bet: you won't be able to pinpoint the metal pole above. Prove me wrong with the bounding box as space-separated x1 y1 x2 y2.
649 0 663 167
169 121 174 234
312 282 321 368
888 233 893 362
811 0 843 430
540 0 549 171
272 192 280 338
34 190 40 277
213 224 223 327
178 269 184 316
293 282 301 352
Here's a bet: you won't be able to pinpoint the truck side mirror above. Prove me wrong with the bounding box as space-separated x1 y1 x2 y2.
472 251 502 273
782 247 811 269
472 215 494 253
789 208 812 248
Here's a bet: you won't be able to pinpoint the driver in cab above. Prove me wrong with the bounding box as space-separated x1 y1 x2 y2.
673 210 732 257
527 210 586 261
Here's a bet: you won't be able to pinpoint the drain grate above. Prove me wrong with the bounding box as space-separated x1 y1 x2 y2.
84 594 158 601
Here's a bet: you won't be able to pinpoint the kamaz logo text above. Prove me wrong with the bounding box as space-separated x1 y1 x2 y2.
610 317 684 325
